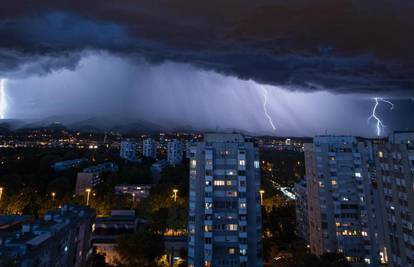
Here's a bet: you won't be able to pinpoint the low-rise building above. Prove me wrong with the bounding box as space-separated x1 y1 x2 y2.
92 210 143 265
114 184 151 203
76 162 118 196
0 204 95 267
51 158 89 171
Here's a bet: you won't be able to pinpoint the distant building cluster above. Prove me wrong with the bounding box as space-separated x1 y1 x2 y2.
295 131 414 267
0 205 95 267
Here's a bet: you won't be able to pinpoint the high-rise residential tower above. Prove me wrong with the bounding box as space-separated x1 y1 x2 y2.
120 139 138 161
188 133 263 267
143 138 157 159
167 139 183 166
373 131 414 267
303 136 382 266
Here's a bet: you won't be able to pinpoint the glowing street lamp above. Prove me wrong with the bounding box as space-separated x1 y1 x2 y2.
0 187 3 202
172 189 178 202
259 190 265 206
51 192 56 201
85 188 92 206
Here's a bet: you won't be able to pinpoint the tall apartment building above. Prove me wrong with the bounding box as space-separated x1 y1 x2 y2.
294 180 309 244
188 133 263 267
120 139 138 161
373 131 414 267
303 136 382 266
167 139 183 166
143 138 157 159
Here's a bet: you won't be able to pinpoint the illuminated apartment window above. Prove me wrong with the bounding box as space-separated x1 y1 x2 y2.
227 224 238 231
226 180 233 186
204 225 212 232
355 172 362 178
240 203 247 209
214 180 225 186
379 151 384 158
226 170 236 176
228 248 236 254
190 159 197 168
331 180 337 186
254 161 260 168
239 160 246 166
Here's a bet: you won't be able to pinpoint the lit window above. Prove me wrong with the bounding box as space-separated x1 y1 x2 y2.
254 161 259 168
331 180 337 186
355 172 362 178
240 248 247 256
227 224 238 231
190 160 197 168
378 151 384 158
240 203 247 209
214 180 225 186
226 180 233 186
226 170 236 175
239 160 246 166
205 202 212 209
228 248 236 254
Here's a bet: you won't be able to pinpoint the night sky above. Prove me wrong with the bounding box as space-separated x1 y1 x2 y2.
0 0 413 136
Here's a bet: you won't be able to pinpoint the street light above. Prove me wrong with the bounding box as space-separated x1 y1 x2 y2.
0 187 3 202
172 189 178 202
259 190 265 206
51 192 56 202
85 188 92 206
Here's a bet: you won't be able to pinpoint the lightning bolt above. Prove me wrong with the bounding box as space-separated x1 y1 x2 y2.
367 97 394 137
261 86 276 131
0 78 6 120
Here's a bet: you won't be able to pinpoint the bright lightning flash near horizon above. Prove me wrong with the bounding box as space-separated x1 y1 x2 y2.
261 86 276 131
0 78 6 120
367 97 394 137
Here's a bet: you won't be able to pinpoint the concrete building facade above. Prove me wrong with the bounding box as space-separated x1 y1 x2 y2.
167 139 183 166
373 131 414 267
303 136 381 266
120 139 138 161
188 133 263 267
143 138 157 159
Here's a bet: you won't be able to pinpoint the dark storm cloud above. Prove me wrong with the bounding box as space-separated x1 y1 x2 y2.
1 0 414 95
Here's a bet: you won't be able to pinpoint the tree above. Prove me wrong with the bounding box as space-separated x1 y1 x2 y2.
116 228 164 267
